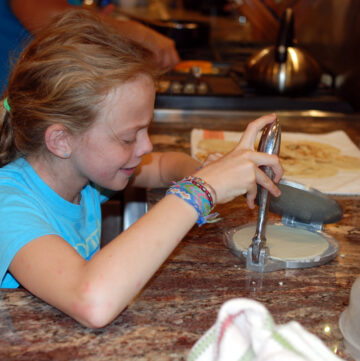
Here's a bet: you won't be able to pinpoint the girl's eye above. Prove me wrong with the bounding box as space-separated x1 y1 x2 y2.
122 138 136 145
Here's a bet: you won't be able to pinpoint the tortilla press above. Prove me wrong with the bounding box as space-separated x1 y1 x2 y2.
224 120 343 272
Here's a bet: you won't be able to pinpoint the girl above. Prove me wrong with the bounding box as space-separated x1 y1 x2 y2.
0 9 282 328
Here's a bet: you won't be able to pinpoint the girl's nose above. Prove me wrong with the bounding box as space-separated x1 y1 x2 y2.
136 132 153 157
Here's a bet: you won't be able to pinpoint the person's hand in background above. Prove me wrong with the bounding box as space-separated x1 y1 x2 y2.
111 19 180 70
10 0 180 70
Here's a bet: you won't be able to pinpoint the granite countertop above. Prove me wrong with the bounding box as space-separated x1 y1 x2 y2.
1 111 360 360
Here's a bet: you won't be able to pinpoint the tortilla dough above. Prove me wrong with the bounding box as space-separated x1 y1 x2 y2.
195 138 360 178
232 224 329 260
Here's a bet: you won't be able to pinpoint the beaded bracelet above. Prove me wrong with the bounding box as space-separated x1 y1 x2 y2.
183 176 217 208
166 177 220 226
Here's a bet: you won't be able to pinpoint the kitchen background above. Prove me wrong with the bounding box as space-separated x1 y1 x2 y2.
115 0 360 113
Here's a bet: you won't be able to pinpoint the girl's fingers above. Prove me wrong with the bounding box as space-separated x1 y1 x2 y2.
255 153 283 183
255 167 281 197
237 114 277 149
246 167 281 210
237 151 284 183
203 152 223 166
246 183 258 209
197 113 284 205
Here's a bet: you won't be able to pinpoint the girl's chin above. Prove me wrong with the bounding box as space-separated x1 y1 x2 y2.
98 169 137 191
99 178 129 193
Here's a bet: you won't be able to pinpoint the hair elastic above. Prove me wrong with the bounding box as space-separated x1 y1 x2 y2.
3 97 10 112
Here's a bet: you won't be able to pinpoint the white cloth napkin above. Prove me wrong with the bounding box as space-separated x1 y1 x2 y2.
187 298 343 361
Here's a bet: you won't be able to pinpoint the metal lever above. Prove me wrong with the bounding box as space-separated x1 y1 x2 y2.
248 119 281 267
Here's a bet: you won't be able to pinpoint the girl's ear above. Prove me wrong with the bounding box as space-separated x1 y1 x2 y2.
45 124 72 159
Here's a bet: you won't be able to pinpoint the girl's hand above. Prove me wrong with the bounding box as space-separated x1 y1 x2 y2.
202 152 223 167
195 114 283 208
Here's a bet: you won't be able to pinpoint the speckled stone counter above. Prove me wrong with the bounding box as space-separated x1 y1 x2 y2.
1 110 360 361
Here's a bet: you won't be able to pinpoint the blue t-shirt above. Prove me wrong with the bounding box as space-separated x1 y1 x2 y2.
0 157 110 288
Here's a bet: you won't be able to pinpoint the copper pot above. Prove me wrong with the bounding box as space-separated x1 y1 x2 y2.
245 8 322 95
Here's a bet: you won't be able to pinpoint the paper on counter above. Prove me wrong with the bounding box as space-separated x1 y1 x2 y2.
191 129 360 195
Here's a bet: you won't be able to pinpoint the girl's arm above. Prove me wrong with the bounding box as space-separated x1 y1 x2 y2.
10 194 198 328
9 114 283 328
132 152 201 188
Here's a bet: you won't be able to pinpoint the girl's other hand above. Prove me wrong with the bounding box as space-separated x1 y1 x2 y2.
202 152 223 167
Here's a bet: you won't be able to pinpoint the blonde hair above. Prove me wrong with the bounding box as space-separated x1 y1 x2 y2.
0 8 159 166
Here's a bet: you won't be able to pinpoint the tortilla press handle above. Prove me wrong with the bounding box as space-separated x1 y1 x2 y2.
249 118 281 264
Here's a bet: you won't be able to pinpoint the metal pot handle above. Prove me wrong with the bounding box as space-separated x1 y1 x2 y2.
275 8 294 63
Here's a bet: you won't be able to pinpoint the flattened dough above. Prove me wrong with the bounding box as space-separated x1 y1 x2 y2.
232 225 329 260
195 138 360 178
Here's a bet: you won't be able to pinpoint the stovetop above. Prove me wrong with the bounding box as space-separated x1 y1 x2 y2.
155 42 354 113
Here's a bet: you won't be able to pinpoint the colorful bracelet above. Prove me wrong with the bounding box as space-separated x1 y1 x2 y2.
166 177 220 226
183 176 217 208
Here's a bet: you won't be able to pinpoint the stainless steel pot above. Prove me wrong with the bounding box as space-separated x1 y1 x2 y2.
244 8 322 95
146 19 210 50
